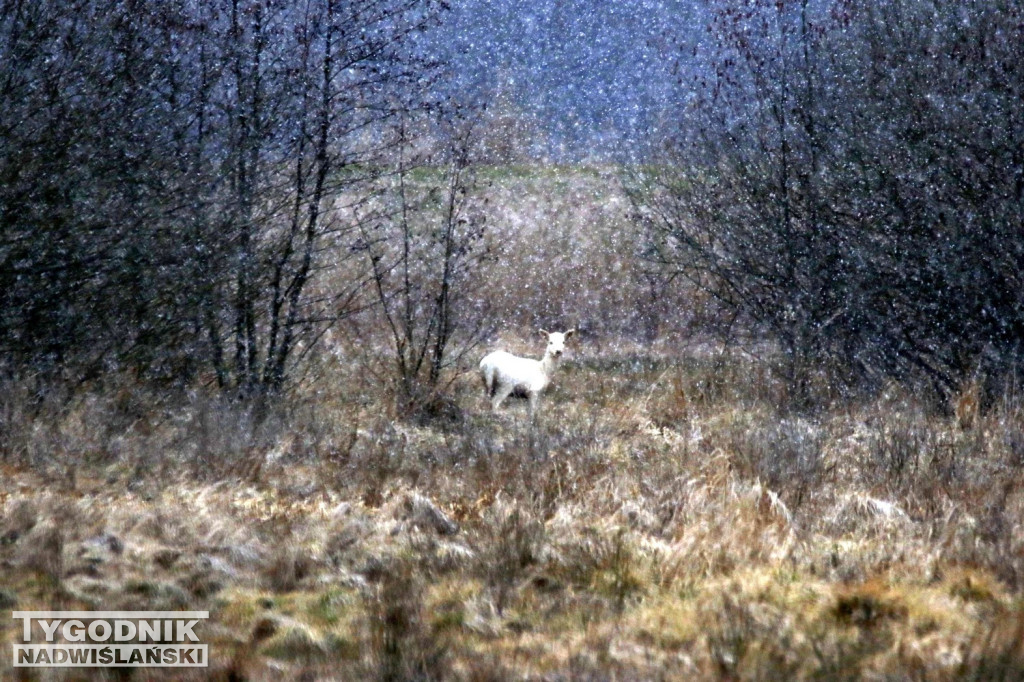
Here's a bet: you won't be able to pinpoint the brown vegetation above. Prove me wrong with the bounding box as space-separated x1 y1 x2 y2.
2 167 1023 680
2 341 1024 680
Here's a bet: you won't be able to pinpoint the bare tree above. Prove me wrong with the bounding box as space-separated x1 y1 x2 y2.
0 0 448 398
357 113 488 417
200 0 448 398
634 0 1024 402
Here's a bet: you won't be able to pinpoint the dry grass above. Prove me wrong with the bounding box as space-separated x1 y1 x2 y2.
2 344 1024 681
1 168 1022 680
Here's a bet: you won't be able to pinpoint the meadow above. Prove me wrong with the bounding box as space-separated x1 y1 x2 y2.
2 167 1023 681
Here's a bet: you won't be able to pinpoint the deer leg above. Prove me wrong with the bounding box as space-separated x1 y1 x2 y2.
492 384 515 411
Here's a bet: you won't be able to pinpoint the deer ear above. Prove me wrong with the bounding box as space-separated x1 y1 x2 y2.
564 329 575 339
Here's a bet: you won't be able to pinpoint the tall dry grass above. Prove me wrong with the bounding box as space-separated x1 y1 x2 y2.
2 168 1023 679
2 341 1024 679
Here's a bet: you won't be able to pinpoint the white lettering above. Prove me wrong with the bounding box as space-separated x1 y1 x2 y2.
115 620 136 642
138 620 159 642
63 620 85 642
176 620 200 643
38 619 61 642
88 620 111 641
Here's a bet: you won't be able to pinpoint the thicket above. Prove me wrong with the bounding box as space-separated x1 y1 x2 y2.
635 0 1024 402
7 0 1023 412
0 0 450 396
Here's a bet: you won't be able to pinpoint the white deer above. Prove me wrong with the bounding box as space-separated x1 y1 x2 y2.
479 329 575 416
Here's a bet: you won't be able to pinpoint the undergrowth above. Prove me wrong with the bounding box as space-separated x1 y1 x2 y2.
2 346 1024 680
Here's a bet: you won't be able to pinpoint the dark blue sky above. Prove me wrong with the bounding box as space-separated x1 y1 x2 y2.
425 0 701 160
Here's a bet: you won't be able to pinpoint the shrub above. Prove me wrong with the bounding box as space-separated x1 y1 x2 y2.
635 0 1024 402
